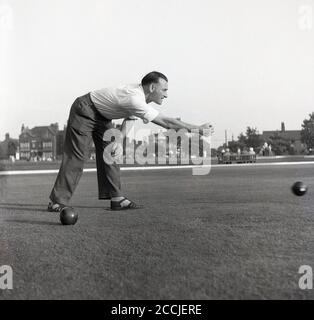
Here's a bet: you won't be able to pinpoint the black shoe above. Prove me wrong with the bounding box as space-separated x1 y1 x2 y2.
110 198 143 211
47 202 65 212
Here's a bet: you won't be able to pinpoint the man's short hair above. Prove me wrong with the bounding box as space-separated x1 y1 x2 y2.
141 71 168 86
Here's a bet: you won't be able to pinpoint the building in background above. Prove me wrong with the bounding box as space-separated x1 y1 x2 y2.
262 122 301 142
19 123 59 161
0 133 19 160
18 123 97 161
261 122 305 154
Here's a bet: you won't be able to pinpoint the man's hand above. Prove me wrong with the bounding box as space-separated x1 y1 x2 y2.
199 123 214 136
126 115 138 121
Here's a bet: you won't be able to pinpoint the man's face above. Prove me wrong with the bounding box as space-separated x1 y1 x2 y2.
150 78 168 105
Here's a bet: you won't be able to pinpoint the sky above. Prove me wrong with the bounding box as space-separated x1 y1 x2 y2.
0 0 313 148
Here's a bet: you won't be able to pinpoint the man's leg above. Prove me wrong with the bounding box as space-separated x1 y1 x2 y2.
50 125 90 206
49 96 93 208
92 126 122 200
92 124 142 210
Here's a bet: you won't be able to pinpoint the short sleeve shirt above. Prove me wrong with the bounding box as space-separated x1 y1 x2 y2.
90 84 159 123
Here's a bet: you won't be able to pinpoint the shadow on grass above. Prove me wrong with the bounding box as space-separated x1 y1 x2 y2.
0 205 47 213
0 203 105 209
4 219 60 226
0 203 114 216
0 203 44 207
74 205 105 209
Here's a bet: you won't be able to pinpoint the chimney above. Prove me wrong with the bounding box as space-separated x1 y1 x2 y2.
281 122 285 132
5 133 9 140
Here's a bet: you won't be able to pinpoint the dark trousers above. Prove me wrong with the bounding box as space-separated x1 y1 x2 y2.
50 93 121 205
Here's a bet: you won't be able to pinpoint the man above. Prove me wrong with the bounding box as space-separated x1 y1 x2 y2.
48 71 213 211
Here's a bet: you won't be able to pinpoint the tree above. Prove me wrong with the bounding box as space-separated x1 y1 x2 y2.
8 141 16 156
237 133 247 149
267 133 291 155
217 127 264 153
245 127 263 151
236 127 263 152
228 140 245 153
301 112 314 150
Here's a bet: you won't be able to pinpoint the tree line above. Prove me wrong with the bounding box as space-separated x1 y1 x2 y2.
217 112 314 156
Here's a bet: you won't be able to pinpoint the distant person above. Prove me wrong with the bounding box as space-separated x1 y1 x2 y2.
48 71 214 212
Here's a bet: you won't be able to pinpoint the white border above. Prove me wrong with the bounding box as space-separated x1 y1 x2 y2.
1 161 314 176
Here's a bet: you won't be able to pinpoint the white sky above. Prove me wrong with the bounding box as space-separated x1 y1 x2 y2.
0 0 313 147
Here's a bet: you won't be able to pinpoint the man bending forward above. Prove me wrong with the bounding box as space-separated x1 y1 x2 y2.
48 71 213 211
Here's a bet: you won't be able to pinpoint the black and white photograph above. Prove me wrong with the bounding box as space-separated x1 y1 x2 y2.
0 0 314 306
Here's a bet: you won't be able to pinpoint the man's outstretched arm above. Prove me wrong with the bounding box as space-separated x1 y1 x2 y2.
152 114 213 133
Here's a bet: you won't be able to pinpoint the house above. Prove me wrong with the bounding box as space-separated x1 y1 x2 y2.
18 123 99 161
261 122 305 154
19 123 59 161
0 133 19 160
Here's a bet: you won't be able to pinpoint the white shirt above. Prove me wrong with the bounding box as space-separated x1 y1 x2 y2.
90 84 159 124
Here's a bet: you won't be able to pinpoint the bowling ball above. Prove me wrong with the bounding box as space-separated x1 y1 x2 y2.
60 207 78 225
291 181 308 196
